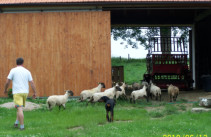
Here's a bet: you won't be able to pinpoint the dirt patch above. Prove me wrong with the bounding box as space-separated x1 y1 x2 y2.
0 101 42 111
160 90 211 102
115 120 133 123
145 106 165 112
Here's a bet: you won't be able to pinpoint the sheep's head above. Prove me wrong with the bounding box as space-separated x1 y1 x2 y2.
166 84 173 87
115 86 122 92
66 90 74 96
141 81 149 87
99 82 106 88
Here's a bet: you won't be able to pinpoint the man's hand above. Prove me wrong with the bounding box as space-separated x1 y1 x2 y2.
32 93 36 99
4 79 11 95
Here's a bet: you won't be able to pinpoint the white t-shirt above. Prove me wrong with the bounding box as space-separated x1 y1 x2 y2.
7 66 33 94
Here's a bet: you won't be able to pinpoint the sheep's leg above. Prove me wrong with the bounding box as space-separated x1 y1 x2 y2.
49 103 55 111
133 98 135 104
123 94 127 100
170 95 172 102
150 93 153 99
173 95 177 102
49 105 53 111
86 101 91 106
144 95 148 102
116 94 119 101
48 103 51 110
62 104 66 110
133 96 135 104
156 93 158 100
160 95 161 101
106 111 109 122
175 94 178 101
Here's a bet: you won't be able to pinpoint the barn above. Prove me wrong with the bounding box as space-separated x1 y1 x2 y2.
0 0 210 97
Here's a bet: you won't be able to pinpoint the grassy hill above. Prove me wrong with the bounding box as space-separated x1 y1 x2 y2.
111 57 147 84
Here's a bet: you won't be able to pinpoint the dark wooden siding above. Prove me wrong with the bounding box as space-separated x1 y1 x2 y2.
0 11 111 97
195 15 211 89
112 66 124 83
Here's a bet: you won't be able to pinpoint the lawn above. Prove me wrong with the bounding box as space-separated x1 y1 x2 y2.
0 58 210 137
0 98 210 137
112 57 147 84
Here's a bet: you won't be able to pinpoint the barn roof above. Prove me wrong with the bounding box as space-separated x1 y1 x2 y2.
0 0 210 5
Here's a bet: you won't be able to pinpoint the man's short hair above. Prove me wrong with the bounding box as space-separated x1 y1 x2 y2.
16 58 24 65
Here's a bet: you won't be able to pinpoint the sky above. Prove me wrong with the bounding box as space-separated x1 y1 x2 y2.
111 38 148 59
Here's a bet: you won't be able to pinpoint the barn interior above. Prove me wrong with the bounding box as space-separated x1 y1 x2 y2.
104 2 211 90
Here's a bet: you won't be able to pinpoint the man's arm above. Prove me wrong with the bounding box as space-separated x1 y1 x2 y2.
4 79 11 94
29 80 37 99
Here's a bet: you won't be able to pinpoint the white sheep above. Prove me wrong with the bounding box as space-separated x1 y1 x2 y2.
115 82 126 100
130 85 148 103
46 90 74 110
149 82 161 101
79 82 105 101
167 84 179 102
90 86 122 103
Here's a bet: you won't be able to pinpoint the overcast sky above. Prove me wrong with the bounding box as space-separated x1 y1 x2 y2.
111 38 148 59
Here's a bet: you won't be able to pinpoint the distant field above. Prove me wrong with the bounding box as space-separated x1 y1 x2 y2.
111 57 147 84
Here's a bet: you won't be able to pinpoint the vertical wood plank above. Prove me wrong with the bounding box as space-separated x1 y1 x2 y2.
0 11 111 97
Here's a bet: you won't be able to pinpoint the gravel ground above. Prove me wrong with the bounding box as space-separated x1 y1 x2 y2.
1 90 210 111
161 90 211 102
0 101 42 111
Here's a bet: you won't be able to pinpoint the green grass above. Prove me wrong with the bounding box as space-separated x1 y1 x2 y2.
112 57 147 84
0 98 211 137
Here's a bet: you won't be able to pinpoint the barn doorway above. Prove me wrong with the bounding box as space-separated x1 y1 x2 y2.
111 26 193 90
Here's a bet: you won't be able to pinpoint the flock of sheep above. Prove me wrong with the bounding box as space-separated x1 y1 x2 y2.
46 81 179 110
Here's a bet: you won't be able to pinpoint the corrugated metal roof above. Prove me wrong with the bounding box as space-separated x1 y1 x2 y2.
0 0 210 4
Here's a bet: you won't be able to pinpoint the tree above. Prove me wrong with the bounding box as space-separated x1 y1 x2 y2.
111 27 191 50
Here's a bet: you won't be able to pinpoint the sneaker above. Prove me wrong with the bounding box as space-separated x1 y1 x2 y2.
19 128 25 131
14 124 18 128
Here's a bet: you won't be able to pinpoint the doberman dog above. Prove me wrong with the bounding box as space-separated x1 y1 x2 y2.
98 96 115 122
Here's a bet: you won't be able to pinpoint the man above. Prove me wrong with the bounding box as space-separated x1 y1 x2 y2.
4 57 37 130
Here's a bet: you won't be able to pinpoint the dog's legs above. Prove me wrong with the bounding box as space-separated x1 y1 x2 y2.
111 111 114 122
106 111 109 122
